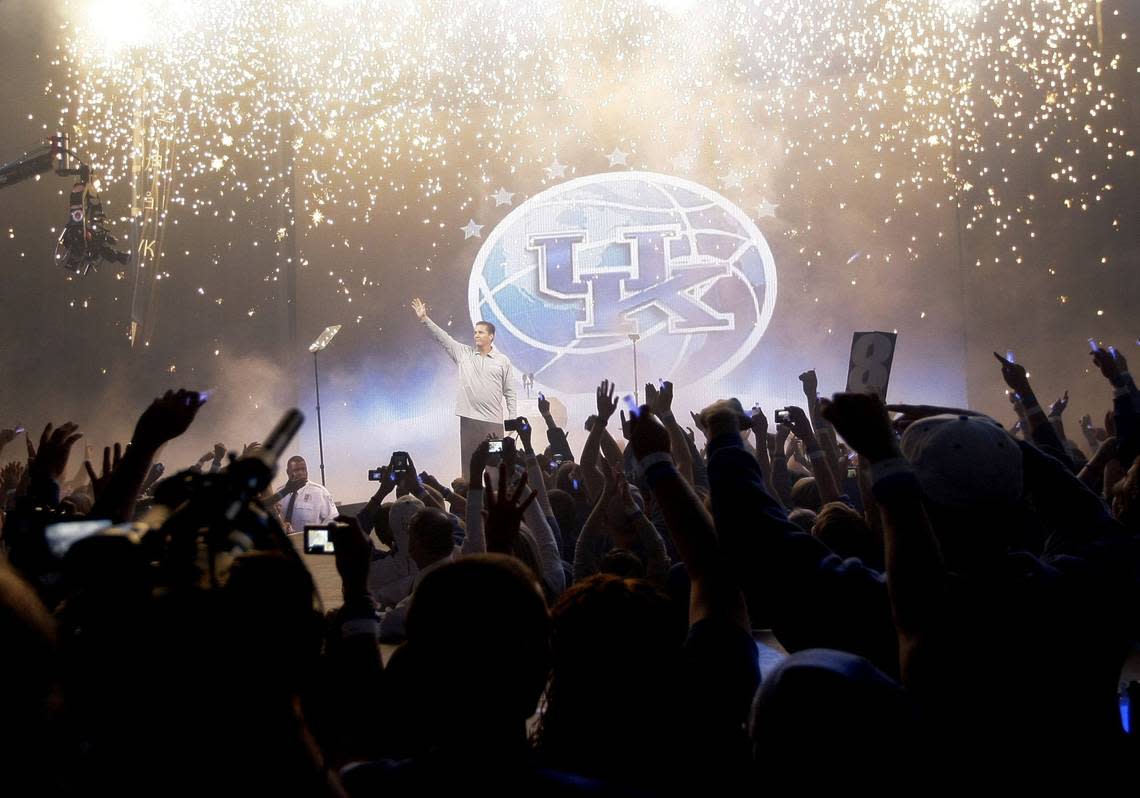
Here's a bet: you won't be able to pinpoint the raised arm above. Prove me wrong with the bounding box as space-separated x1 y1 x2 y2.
783 405 842 504
91 390 205 523
1092 345 1139 469
516 424 564 594
580 380 618 503
461 441 491 555
993 352 1074 469
700 400 897 673
537 392 575 461
628 405 747 630
412 297 466 364
646 381 694 486
821 392 947 688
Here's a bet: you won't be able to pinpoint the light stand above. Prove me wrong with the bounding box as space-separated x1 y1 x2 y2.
628 333 641 404
308 324 342 486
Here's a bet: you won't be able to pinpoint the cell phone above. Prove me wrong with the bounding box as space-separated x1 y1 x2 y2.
390 451 411 473
1088 338 1099 352
846 467 857 480
622 394 639 417
571 478 580 491
504 417 529 433
304 525 335 555
367 468 385 481
1004 350 1016 364
13 425 24 435
487 439 503 454
45 519 112 557
775 409 791 424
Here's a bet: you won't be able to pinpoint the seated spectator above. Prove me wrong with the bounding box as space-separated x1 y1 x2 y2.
378 507 459 640
367 494 423 608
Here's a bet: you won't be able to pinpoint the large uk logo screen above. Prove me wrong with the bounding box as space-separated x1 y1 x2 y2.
468 172 777 394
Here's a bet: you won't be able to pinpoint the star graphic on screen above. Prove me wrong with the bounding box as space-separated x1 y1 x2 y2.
606 147 629 167
491 187 514 207
756 199 779 218
720 170 744 189
544 158 567 179
461 219 484 239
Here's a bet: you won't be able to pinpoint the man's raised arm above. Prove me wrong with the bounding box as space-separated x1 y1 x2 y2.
411 296 465 364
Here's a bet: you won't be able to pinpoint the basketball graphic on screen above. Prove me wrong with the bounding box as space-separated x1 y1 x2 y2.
468 172 777 394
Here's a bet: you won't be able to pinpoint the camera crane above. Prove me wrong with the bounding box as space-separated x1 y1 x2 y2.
0 132 130 274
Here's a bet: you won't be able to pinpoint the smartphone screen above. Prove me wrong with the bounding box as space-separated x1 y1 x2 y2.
45 519 112 557
304 525 335 555
488 439 504 454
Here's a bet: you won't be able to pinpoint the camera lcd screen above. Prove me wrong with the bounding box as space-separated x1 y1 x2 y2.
45 519 112 557
304 525 335 554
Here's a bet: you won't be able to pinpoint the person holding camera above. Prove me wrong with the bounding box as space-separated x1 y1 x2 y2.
273 455 337 535
411 296 517 470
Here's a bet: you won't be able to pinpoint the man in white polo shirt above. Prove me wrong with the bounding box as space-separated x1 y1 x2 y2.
411 297 517 470
275 455 338 534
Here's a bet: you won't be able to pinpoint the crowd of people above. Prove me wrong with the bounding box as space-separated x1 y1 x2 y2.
0 343 1137 795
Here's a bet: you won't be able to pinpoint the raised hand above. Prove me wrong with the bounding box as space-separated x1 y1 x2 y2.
689 410 706 435
603 465 637 528
1 460 25 491
469 438 492 484
1048 391 1069 418
331 516 373 602
819 392 900 464
781 405 816 443
537 392 551 417
372 464 397 499
1091 345 1129 386
132 389 207 451
657 380 675 414
644 382 659 412
798 369 819 399
596 379 618 425
750 405 769 438
411 297 428 321
395 453 422 496
776 420 791 451
482 462 538 553
516 416 534 454
213 442 227 461
29 422 83 483
628 405 671 459
993 352 1032 398
85 443 123 502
